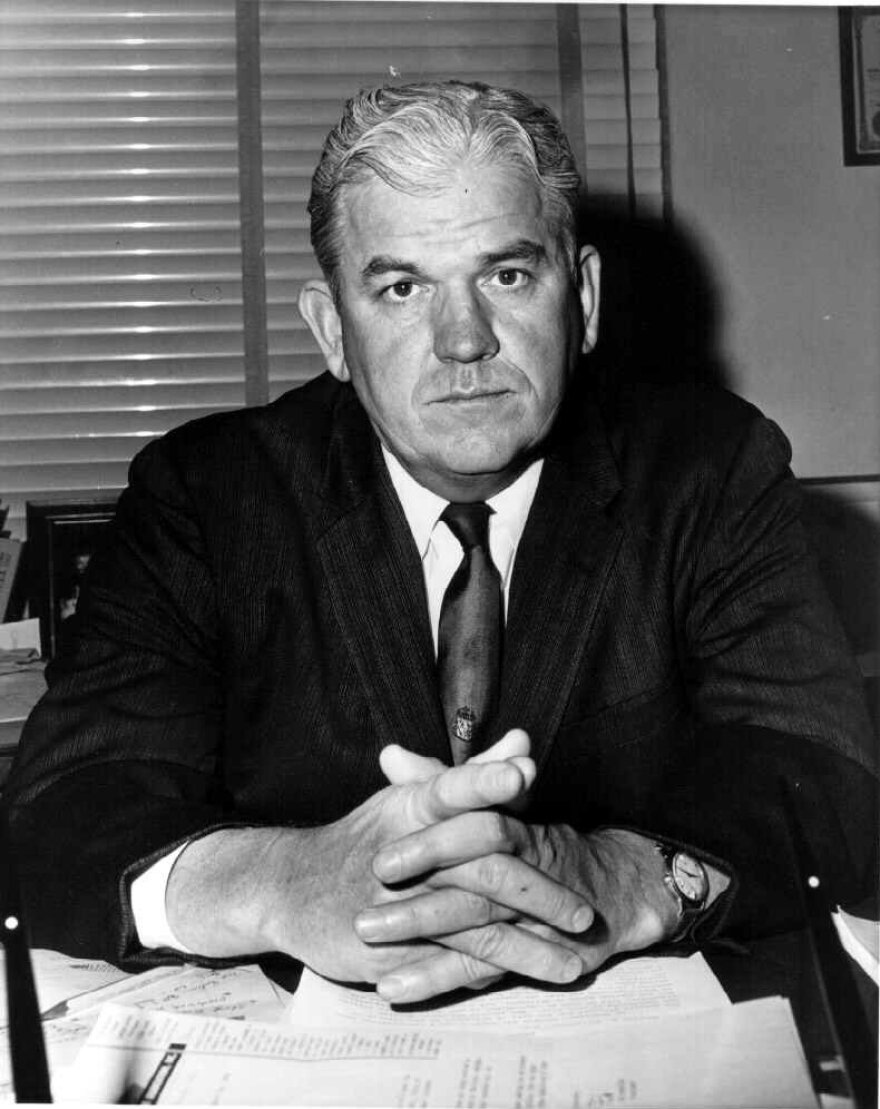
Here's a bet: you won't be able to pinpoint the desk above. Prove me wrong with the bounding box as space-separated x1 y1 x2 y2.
708 929 878 1105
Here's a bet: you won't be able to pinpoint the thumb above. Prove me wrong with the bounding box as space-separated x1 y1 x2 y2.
379 744 448 785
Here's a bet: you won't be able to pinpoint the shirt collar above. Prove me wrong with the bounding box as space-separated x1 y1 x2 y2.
381 445 543 560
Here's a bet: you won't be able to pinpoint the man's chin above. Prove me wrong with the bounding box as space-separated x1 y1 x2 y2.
418 445 536 499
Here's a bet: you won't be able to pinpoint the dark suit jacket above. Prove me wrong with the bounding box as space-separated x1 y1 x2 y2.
5 373 877 968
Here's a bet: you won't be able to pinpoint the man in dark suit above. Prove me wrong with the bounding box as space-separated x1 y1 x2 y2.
6 81 876 1006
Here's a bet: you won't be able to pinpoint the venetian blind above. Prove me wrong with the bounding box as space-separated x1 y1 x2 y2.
0 0 244 536
0 1 663 535
259 1 663 398
579 4 662 205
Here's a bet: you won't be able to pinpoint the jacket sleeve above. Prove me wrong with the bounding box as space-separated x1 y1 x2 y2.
4 434 242 967
655 411 877 940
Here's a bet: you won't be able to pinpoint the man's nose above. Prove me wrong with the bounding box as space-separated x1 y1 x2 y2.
432 288 500 364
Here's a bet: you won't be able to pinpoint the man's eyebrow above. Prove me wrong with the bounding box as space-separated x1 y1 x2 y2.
360 256 426 282
478 240 548 268
360 240 549 283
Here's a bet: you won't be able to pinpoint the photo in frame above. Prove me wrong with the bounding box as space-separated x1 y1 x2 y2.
839 7 880 164
25 498 118 659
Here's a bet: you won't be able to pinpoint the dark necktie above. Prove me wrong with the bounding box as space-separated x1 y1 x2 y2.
437 502 502 764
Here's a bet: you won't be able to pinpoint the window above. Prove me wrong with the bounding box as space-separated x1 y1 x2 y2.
0 0 244 535
0 1 663 535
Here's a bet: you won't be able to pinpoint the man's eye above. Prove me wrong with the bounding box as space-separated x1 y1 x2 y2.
385 281 415 300
494 269 529 288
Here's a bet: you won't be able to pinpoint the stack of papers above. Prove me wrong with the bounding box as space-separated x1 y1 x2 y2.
38 951 818 1107
61 994 815 1106
0 950 287 1102
1 947 820 1106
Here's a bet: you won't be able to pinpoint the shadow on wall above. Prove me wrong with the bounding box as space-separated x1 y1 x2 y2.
577 196 732 392
578 198 879 731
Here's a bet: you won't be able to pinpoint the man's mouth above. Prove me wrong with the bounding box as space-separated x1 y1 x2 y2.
432 388 513 403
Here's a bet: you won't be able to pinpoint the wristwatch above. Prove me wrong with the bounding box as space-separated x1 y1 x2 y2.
656 844 709 942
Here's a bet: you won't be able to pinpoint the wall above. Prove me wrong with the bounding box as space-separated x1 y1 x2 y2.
663 4 879 477
662 5 879 673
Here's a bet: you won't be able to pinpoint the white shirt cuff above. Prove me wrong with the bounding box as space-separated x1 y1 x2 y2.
130 843 194 953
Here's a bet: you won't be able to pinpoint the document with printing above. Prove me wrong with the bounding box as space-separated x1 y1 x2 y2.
0 959 286 1102
61 995 817 1107
284 951 731 1033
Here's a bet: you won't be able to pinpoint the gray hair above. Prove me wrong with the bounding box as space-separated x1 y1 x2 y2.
307 80 582 297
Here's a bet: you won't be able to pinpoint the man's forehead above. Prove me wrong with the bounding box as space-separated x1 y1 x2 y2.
335 161 560 267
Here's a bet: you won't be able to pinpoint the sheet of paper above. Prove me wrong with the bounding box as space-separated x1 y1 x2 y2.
0 948 133 1023
60 996 818 1107
88 962 289 1024
0 962 287 1103
0 1008 103 1105
832 907 879 985
0 617 40 654
285 951 730 1033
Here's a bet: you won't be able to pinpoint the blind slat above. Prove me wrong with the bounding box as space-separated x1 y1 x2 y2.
260 3 560 24
0 414 237 459
1 384 243 414
1 462 148 494
1 280 245 306
1 329 245 363
0 360 249 389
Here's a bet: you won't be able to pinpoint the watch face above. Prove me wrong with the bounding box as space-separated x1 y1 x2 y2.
671 853 709 905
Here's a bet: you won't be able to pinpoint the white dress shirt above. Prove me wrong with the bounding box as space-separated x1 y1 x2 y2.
381 447 542 651
131 448 543 951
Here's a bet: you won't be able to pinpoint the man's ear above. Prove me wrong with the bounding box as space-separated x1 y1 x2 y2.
297 280 349 381
576 245 601 354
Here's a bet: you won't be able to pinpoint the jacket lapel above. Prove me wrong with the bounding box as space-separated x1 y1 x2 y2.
496 397 623 772
309 380 623 770
315 396 448 761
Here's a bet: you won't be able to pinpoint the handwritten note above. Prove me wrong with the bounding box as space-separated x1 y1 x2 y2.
0 959 286 1102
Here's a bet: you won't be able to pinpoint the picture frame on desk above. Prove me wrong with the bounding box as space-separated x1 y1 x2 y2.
25 498 117 660
839 8 880 165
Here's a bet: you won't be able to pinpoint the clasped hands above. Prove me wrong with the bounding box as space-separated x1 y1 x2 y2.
335 730 678 1003
166 729 679 1004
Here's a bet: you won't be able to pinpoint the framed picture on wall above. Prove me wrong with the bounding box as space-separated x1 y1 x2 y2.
839 7 880 164
25 498 118 659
